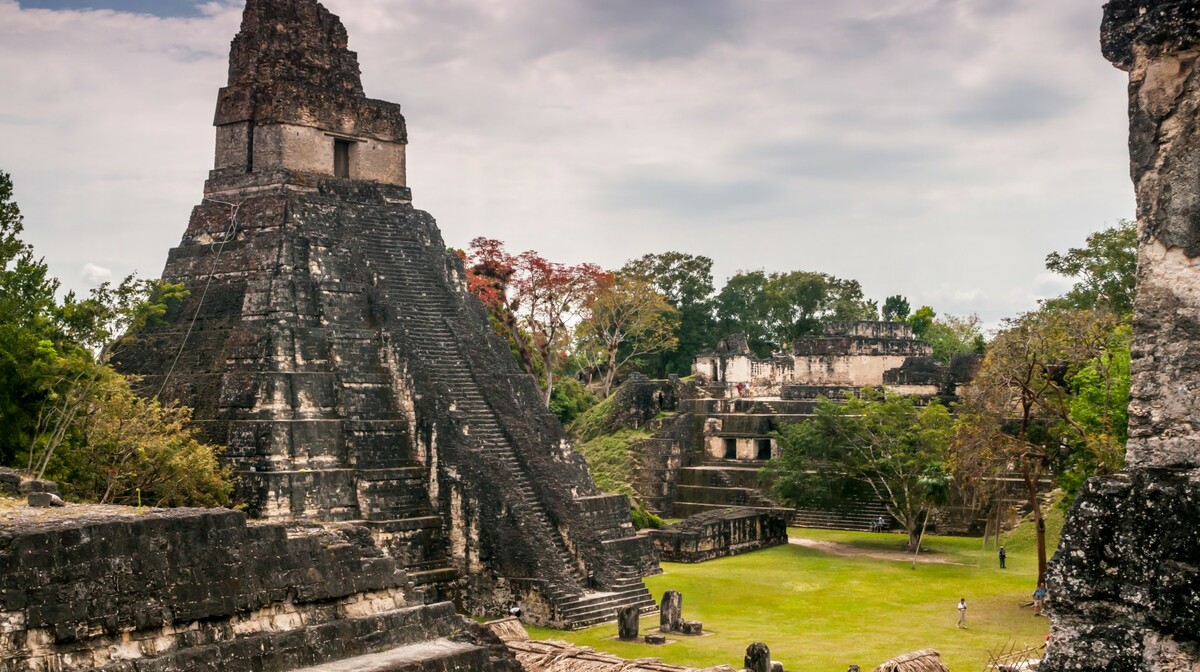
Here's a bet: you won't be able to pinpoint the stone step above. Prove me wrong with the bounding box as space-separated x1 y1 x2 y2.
408 567 462 586
288 637 488 672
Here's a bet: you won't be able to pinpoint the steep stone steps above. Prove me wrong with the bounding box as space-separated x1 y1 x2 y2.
358 222 655 627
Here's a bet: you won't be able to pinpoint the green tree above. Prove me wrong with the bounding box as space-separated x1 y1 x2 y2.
621 252 717 377
882 295 911 322
716 270 877 355
921 313 985 363
907 305 936 339
764 390 954 551
0 170 229 507
714 270 776 354
0 171 61 466
1045 220 1137 317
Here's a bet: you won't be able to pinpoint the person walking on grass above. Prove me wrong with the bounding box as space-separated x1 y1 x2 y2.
999 545 1006 569
956 598 968 628
1033 584 1047 616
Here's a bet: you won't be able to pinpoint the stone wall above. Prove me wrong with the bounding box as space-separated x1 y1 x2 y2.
0 505 495 672
1043 3 1200 670
646 508 789 563
693 322 942 396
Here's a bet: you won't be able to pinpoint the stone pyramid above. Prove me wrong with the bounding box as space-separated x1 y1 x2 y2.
116 0 657 628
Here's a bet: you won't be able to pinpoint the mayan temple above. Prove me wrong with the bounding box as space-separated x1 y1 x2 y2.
114 0 657 628
1042 2 1200 670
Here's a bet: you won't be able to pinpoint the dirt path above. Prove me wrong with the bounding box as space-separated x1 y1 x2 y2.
788 537 967 565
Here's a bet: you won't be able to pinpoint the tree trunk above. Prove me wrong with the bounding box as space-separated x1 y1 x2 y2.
1022 457 1048 586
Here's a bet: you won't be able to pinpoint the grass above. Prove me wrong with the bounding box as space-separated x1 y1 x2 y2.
575 429 652 498
527 526 1053 671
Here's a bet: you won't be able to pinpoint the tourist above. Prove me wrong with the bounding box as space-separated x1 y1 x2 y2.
999 545 1007 569
1033 584 1047 616
509 604 522 620
956 598 967 628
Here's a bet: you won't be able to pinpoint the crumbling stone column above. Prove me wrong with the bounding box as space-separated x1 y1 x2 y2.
744 643 771 672
1042 3 1200 670
660 591 682 632
617 606 640 641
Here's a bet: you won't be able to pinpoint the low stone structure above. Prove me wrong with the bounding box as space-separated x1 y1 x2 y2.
0 502 502 671
647 508 789 563
1042 3 1200 670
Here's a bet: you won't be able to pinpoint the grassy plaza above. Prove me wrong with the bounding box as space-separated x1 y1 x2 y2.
528 524 1057 671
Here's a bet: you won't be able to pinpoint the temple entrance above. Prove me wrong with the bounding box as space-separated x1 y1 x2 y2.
756 439 772 460
723 438 737 460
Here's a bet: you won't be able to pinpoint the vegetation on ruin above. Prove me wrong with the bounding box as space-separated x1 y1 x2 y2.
528 523 1056 671
0 171 231 506
569 393 665 528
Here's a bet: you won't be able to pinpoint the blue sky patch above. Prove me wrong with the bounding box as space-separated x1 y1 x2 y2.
18 0 208 18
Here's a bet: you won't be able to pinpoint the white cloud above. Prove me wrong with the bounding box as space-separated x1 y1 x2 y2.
80 262 113 284
0 0 1134 326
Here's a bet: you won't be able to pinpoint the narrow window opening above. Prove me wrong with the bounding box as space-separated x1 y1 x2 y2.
334 139 352 178
756 439 772 461
723 438 737 460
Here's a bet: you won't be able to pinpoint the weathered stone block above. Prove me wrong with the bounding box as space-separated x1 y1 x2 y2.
744 643 771 672
660 591 682 632
644 634 667 645
27 492 64 508
680 620 703 636
617 605 640 641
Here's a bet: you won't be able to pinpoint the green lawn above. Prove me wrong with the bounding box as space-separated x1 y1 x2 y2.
527 526 1053 671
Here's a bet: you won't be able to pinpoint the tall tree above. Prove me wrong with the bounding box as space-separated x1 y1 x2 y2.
882 295 911 322
576 276 680 396
1045 220 1137 317
0 171 60 466
463 238 604 406
952 308 1118 586
716 270 877 355
0 170 228 506
765 390 954 551
907 305 936 338
621 252 717 376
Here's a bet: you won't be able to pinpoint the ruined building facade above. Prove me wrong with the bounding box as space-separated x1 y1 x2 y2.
1043 2 1200 670
694 322 962 400
115 0 656 628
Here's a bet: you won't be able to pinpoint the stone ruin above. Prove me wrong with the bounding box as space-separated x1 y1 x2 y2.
647 507 789 563
616 325 986 533
693 322 974 401
110 0 657 629
0 505 510 671
1041 2 1200 670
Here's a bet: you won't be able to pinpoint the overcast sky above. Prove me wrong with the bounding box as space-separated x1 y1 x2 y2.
1 0 1133 326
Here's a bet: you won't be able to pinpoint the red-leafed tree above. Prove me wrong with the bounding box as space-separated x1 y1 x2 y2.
465 238 605 406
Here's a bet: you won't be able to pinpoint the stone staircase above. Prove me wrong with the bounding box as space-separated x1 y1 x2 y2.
358 219 655 628
790 498 893 531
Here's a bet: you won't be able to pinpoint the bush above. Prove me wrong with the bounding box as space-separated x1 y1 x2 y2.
47 372 232 507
